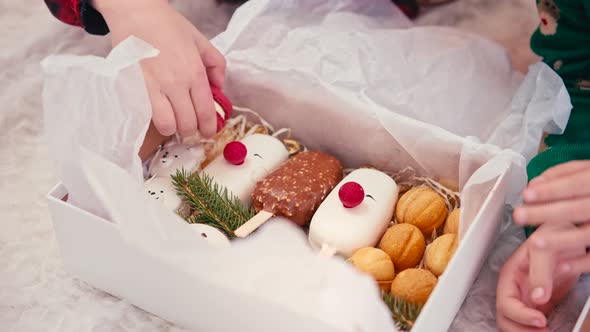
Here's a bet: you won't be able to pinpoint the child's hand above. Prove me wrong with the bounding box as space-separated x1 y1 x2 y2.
496 224 581 332
514 160 590 227
497 232 549 332
94 0 226 138
513 161 590 274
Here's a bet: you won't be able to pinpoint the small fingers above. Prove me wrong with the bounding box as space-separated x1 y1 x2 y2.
513 197 590 226
190 70 217 138
167 90 198 137
498 296 548 328
144 71 176 136
195 30 226 88
561 253 590 275
206 66 226 91
527 224 590 254
527 238 555 306
497 315 549 332
531 160 590 185
151 94 176 136
497 261 546 328
523 171 590 204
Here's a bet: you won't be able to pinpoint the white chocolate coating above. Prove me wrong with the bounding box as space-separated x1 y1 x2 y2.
148 141 205 178
202 134 289 206
308 168 399 258
144 176 182 212
191 224 231 249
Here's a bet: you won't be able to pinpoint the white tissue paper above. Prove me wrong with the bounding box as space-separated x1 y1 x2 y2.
42 0 571 331
42 37 158 219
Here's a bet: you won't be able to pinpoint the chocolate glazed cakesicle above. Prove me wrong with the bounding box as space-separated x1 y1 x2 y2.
234 151 343 237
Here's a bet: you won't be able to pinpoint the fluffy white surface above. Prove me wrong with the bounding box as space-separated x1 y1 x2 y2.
0 0 587 331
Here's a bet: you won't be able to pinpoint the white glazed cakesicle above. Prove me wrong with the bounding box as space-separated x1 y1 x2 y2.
308 168 399 258
144 176 183 212
201 134 289 206
147 141 205 178
190 224 231 249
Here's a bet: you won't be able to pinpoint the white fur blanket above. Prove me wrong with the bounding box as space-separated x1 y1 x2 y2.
1 0 587 331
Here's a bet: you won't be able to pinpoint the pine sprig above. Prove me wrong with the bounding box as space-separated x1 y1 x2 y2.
382 292 423 331
171 169 255 238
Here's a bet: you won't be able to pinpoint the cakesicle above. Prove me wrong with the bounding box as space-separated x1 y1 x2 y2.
308 168 399 257
201 134 289 206
234 151 343 237
144 176 183 212
147 141 205 178
191 223 231 249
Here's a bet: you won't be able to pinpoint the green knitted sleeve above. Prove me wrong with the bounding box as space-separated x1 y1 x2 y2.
527 0 590 237
584 0 590 19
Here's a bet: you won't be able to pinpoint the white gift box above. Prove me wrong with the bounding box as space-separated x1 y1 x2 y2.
43 1 572 331
46 161 510 332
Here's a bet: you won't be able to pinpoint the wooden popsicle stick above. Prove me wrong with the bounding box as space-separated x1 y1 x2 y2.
234 210 274 238
318 244 337 257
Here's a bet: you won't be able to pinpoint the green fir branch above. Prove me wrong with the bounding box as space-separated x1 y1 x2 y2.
382 291 423 331
171 169 255 238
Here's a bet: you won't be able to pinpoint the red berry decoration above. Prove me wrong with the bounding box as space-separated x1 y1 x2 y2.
223 141 247 165
339 182 365 208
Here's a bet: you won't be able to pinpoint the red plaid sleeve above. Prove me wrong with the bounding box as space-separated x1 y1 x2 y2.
44 0 109 35
45 0 82 27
